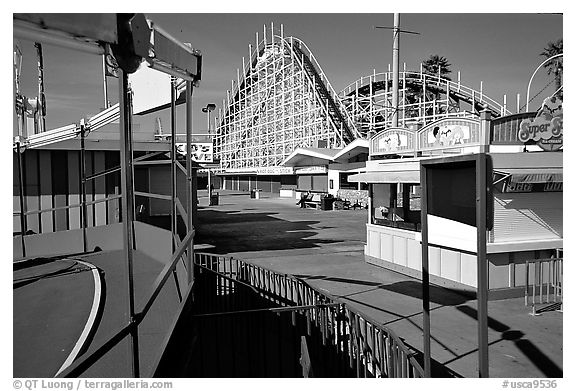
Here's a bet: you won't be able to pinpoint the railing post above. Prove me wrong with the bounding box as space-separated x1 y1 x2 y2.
185 79 194 285
80 119 88 253
170 77 177 253
118 68 139 377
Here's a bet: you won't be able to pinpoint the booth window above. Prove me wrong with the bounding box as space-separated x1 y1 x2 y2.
371 183 421 231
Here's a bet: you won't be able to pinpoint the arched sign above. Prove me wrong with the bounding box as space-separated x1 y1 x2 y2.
369 127 415 156
418 118 481 151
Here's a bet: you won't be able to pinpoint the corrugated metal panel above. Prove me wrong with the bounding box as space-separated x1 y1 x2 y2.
25 151 40 234
67 151 81 230
52 151 69 232
39 151 53 233
149 166 170 216
94 151 107 226
105 151 120 224
85 151 95 227
492 192 562 243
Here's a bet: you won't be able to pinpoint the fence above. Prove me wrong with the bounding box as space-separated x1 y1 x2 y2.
525 257 563 316
193 253 424 378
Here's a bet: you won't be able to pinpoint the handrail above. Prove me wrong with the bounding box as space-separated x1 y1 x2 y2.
15 194 121 217
524 257 563 315
139 229 195 319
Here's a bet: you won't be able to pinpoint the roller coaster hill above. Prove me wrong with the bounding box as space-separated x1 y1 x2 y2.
214 23 517 182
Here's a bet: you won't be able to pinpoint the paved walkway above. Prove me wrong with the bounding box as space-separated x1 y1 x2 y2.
195 190 563 378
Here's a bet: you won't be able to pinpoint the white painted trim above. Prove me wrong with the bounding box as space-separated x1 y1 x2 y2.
54 260 102 377
487 239 563 254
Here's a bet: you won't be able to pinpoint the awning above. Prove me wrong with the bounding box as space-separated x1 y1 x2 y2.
348 170 420 183
493 168 563 184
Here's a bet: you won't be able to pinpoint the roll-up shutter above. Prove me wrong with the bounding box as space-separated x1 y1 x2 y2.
239 178 249 192
298 175 312 190
311 174 328 192
492 192 562 243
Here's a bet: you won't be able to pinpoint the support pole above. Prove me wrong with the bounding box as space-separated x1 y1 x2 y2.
102 54 109 109
185 80 194 284
118 69 140 378
35 43 46 133
170 77 177 251
476 153 489 378
420 165 431 377
80 119 88 253
392 13 400 128
16 143 27 258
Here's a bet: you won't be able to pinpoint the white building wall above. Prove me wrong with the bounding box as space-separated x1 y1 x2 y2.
327 169 340 196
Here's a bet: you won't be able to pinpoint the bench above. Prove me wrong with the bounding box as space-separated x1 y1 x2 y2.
304 193 322 208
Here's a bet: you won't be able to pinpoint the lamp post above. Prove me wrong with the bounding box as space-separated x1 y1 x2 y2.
202 103 216 199
375 14 419 128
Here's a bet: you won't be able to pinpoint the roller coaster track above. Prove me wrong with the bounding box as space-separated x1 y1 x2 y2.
225 35 360 144
217 27 361 170
340 70 512 137
289 38 361 142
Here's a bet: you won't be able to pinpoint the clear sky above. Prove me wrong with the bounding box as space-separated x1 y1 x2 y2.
12 9 563 135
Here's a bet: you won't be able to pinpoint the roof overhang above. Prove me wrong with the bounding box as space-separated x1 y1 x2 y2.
490 152 562 171
333 139 369 163
349 170 420 183
491 152 562 183
493 168 562 184
281 147 341 167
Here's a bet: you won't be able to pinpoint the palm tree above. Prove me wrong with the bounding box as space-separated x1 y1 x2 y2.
422 54 452 80
541 39 563 99
405 54 452 113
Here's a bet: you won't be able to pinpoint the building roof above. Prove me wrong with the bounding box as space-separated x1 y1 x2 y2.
332 139 369 163
281 147 341 167
281 140 369 167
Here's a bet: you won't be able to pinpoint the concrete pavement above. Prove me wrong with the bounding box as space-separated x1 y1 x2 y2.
195 190 563 378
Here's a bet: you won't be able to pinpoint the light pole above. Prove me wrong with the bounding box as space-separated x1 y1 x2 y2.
202 103 216 199
375 15 419 129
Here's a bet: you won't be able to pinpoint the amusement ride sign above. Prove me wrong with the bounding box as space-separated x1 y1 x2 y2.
176 142 214 162
518 96 563 151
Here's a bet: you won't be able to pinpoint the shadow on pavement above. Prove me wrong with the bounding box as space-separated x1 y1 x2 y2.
455 305 563 378
195 209 345 254
294 274 472 306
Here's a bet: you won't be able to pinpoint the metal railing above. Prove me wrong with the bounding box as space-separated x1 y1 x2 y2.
525 257 563 316
194 253 424 378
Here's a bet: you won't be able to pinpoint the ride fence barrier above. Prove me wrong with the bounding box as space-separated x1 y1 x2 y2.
191 252 424 378
524 257 563 316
